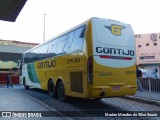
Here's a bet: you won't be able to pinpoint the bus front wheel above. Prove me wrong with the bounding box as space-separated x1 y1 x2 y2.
57 81 67 101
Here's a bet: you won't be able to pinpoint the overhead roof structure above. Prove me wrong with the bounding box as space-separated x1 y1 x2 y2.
0 39 39 61
0 0 27 22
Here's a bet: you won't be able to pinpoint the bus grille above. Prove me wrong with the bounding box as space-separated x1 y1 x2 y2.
70 72 83 93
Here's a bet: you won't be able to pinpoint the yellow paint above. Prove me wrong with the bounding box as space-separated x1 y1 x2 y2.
23 18 136 99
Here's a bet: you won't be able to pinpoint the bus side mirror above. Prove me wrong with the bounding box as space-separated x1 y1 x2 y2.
17 60 21 68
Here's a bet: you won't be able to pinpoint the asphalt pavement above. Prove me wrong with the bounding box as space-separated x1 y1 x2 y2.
0 84 72 120
0 84 160 120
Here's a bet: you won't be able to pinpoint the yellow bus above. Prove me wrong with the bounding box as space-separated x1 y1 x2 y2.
19 17 137 101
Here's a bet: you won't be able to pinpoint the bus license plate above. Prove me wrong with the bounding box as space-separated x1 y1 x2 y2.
113 86 121 90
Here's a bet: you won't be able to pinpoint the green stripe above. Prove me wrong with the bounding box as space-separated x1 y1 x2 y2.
27 63 40 83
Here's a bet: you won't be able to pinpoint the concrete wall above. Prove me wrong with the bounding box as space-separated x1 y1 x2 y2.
135 33 160 65
136 33 160 79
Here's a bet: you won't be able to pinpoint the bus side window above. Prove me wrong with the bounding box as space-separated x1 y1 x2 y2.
48 39 58 57
69 26 85 53
24 54 27 63
68 31 74 50
34 47 40 61
29 50 34 62
57 34 68 55
39 44 48 59
25 52 30 63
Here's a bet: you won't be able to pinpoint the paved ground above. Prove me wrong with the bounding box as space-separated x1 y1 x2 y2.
125 90 160 107
3 84 160 104
135 90 160 101
0 84 160 120
0 86 71 120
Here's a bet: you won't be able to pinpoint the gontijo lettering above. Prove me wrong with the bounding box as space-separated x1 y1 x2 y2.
96 47 134 56
37 60 56 69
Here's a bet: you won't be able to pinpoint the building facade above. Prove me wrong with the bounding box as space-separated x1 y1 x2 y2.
135 33 160 79
0 39 38 84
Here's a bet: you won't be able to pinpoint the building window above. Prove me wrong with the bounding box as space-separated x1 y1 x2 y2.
138 45 141 48
146 43 149 46
135 35 141 38
139 56 155 60
154 43 157 46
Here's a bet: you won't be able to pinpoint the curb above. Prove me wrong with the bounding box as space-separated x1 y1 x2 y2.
123 95 160 106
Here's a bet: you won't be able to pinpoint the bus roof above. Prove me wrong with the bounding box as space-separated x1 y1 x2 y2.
23 17 131 54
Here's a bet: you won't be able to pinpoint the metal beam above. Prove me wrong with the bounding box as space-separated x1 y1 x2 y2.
0 0 27 22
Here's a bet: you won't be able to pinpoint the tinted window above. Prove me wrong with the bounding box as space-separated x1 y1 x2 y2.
69 26 85 53
25 52 31 63
68 31 74 52
34 47 40 61
48 39 58 57
23 26 85 63
24 53 28 63
29 50 34 62
57 34 68 55
39 44 48 59
39 44 48 54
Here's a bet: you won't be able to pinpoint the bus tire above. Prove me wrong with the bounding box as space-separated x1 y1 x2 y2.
48 80 57 98
23 79 29 90
57 80 67 101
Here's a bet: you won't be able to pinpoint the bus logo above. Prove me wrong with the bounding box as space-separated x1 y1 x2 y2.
105 24 125 36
